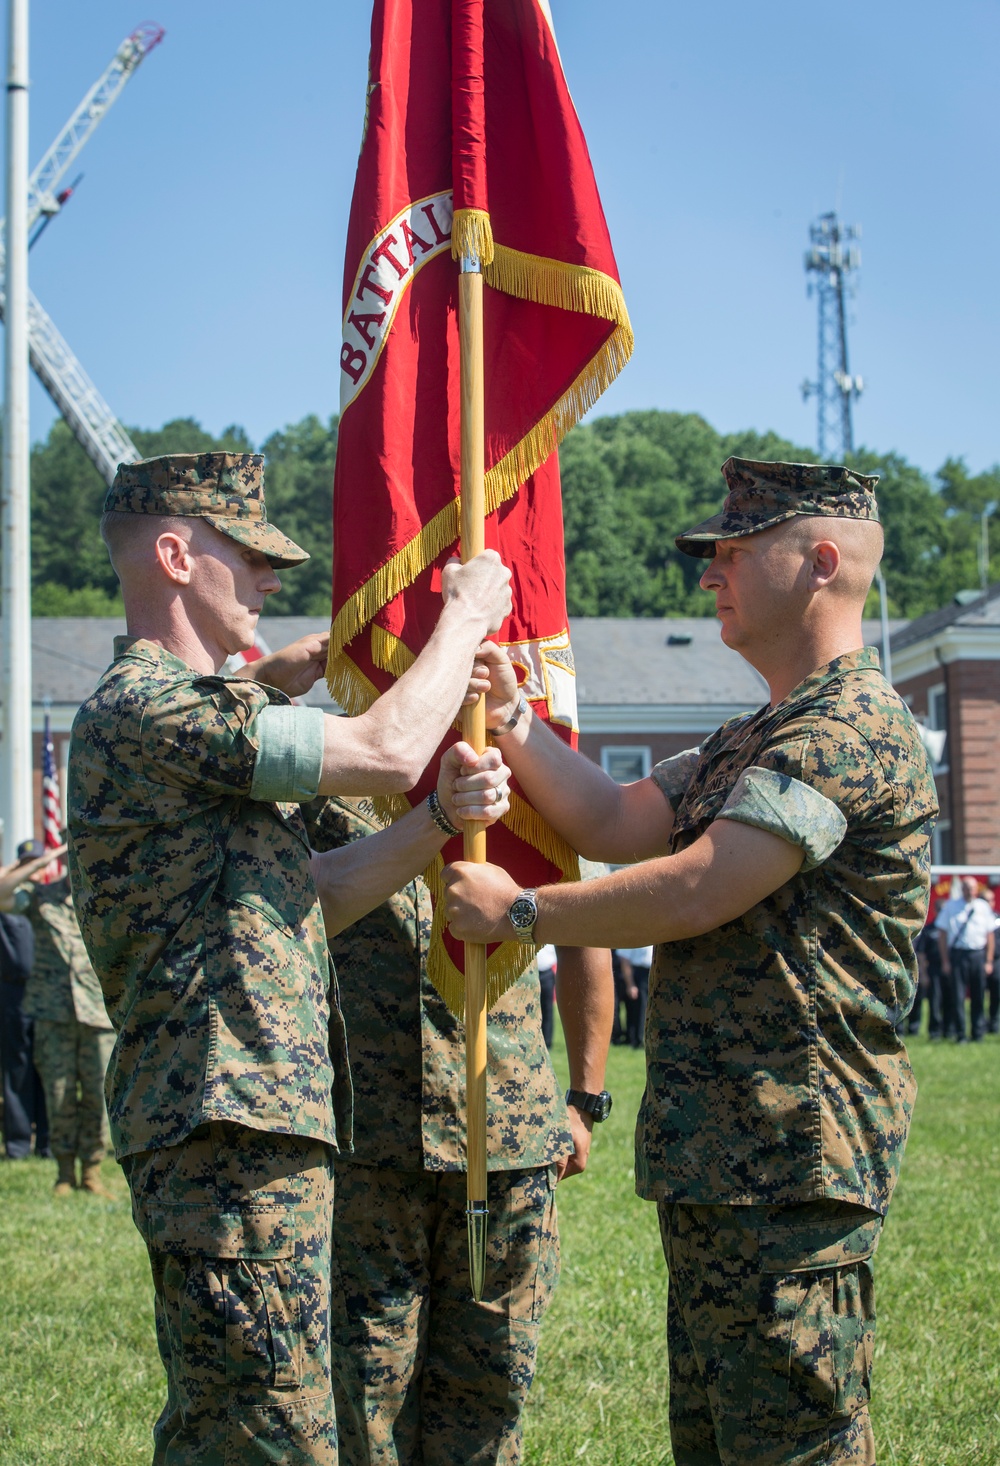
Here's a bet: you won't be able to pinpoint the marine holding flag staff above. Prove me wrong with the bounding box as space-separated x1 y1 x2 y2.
67 450 514 1466
444 458 939 1466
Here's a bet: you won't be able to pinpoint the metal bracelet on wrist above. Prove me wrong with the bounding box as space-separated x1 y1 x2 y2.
427 789 461 839
491 693 529 737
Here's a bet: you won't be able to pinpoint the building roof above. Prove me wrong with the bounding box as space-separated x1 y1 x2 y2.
569 617 900 706
568 617 769 707
29 618 340 713
890 583 1000 653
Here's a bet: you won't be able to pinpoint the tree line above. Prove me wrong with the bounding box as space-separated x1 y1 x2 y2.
17 408 1000 622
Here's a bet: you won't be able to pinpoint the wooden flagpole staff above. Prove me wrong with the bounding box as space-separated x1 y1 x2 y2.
458 249 489 1301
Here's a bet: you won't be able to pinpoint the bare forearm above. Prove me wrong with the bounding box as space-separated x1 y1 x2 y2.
318 602 489 794
444 821 805 949
495 710 670 863
311 803 446 936
554 946 614 1092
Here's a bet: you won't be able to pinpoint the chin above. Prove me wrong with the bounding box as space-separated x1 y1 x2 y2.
718 621 746 651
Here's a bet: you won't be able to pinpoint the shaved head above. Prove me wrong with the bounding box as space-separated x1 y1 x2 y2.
782 515 884 604
100 509 196 582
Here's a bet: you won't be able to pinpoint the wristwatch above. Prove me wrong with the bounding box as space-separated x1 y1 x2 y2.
507 887 538 942
565 1089 613 1123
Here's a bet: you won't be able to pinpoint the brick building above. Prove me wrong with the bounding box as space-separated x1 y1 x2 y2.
890 586 1000 866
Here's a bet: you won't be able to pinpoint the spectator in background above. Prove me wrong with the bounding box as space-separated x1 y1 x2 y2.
922 914 946 1039
986 886 1000 1036
0 844 50 1161
1 839 115 1197
615 946 653 1049
536 942 557 1049
936 876 995 1043
901 921 934 1038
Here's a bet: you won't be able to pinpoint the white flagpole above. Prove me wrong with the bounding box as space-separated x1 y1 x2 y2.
1 0 32 861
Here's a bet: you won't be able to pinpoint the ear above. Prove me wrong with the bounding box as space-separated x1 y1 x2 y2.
809 539 840 590
154 531 193 585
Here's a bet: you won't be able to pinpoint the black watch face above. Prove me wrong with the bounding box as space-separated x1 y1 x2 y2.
509 896 537 930
593 1091 613 1122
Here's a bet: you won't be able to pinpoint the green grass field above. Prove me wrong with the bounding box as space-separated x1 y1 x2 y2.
1 1031 998 1465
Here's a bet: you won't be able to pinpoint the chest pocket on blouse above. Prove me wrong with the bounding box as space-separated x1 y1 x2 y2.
217 801 315 935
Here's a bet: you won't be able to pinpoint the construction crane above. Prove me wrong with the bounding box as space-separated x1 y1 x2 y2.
801 212 863 461
0 23 164 482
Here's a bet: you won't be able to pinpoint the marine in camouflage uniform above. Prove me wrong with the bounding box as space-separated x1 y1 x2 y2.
13 863 115 1195
304 795 611 1466
68 451 513 1466
443 459 939 1466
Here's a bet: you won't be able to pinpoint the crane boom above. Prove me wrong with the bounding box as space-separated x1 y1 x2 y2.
26 23 164 233
26 291 140 482
0 24 163 483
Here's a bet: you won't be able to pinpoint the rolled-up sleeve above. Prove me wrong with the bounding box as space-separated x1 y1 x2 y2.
650 747 701 812
249 705 326 803
716 766 847 871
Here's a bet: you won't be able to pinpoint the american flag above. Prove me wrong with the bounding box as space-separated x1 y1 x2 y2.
40 713 64 882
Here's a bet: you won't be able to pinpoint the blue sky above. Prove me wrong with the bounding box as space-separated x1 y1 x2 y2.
5 1 998 478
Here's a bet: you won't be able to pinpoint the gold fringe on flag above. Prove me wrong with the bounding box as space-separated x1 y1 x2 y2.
482 248 633 511
421 851 537 1019
327 245 633 691
325 647 379 719
451 207 495 266
371 624 417 678
328 499 460 670
500 790 580 880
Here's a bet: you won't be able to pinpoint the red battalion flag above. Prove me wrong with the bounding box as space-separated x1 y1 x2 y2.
328 0 632 1014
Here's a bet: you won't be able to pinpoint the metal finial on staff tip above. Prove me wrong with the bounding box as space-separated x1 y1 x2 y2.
467 1201 489 1301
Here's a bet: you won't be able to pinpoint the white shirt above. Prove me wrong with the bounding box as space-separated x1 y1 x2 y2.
934 897 995 951
615 946 654 968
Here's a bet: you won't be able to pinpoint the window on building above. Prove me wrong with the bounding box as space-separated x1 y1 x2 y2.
927 683 948 771
600 746 651 784
931 819 953 866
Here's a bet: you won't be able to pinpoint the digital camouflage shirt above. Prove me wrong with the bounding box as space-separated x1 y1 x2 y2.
303 796 572 1171
18 876 112 1029
68 638 351 1161
638 647 937 1215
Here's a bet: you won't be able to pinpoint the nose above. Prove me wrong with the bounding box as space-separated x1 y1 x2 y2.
262 565 282 595
699 554 723 591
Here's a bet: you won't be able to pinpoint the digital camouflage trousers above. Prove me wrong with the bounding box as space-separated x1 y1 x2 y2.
330 1163 560 1466
122 1123 336 1466
31 1018 113 1162
659 1199 881 1466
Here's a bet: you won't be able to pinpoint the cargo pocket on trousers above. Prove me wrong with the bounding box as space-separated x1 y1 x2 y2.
225 1258 304 1391
750 1218 879 1434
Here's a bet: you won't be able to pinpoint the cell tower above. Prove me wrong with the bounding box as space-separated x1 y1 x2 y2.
801 212 863 461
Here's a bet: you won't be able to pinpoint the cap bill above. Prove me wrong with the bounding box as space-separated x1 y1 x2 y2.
674 509 801 559
202 515 310 569
674 512 731 558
